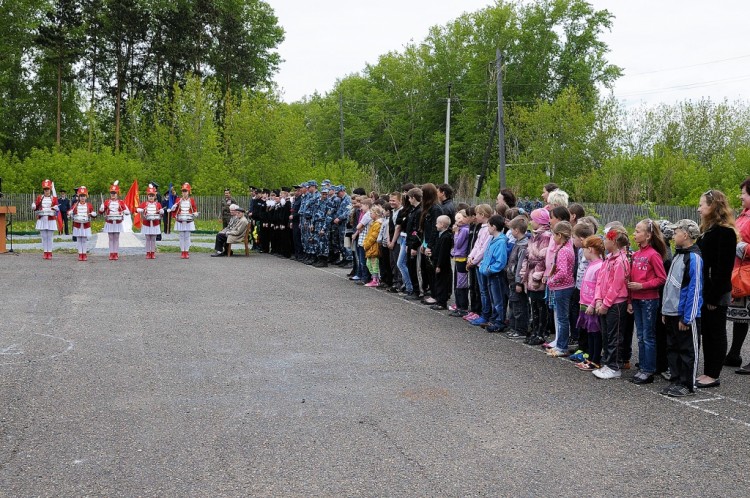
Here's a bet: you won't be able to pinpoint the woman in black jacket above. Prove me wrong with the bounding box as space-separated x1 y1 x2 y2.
696 189 737 388
420 183 444 305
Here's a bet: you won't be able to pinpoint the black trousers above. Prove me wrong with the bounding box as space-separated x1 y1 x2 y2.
529 290 548 338
379 246 393 286
469 267 481 313
599 301 628 370
61 214 69 235
420 254 435 296
666 315 700 390
700 304 728 378
214 233 228 252
433 266 452 306
655 312 669 374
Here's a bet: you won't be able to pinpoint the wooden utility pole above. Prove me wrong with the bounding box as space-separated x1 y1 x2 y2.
496 49 506 189
444 83 452 184
339 90 345 159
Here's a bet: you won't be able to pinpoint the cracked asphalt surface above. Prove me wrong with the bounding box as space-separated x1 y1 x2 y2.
1 251 749 496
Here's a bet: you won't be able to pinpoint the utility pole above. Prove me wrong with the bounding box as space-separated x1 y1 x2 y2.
339 90 345 159
444 83 452 184
496 49 506 189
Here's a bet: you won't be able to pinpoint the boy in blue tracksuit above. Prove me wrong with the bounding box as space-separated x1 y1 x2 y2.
479 215 509 333
661 219 703 397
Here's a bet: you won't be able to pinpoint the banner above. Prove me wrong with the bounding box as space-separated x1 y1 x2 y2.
124 180 141 230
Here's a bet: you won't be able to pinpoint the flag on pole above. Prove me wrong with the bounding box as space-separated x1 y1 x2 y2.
51 182 64 234
167 182 176 209
124 179 141 230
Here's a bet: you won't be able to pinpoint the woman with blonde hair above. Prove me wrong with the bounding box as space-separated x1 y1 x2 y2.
695 189 736 387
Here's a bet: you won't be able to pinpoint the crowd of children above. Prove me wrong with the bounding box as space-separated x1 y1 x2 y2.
340 181 749 398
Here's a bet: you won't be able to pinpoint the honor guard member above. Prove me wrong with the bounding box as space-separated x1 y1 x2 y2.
69 186 96 261
297 182 311 261
261 189 274 253
312 186 333 267
32 179 60 259
303 181 320 264
170 182 199 258
249 187 263 251
221 188 237 228
327 184 342 263
279 187 293 258
99 181 130 260
268 189 281 255
291 184 306 260
334 185 353 266
137 184 164 259
58 189 70 235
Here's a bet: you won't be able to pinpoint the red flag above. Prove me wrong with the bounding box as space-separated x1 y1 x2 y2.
51 182 64 234
124 179 141 230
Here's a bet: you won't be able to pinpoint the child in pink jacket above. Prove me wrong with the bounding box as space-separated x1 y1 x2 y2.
593 224 631 379
576 235 605 370
524 208 552 345
546 221 576 357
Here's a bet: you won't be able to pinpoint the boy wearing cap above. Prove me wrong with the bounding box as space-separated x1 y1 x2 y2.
661 219 703 397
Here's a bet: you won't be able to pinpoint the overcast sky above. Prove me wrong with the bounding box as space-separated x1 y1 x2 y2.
269 0 750 107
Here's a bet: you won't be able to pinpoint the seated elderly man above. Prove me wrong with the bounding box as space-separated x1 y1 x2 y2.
211 204 249 257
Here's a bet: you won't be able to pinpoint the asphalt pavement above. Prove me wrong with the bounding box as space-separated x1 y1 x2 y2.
1 251 749 496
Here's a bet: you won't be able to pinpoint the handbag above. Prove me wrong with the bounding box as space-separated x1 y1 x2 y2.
731 258 750 298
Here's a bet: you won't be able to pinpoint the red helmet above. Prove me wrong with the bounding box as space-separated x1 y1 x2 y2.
146 186 157 195
181 183 191 192
78 186 89 196
42 179 52 189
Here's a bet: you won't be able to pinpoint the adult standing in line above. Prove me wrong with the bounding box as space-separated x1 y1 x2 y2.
58 189 70 235
334 185 353 267
695 189 736 387
542 183 558 206
221 188 237 229
420 183 443 305
729 178 750 374
437 183 455 225
291 184 305 260
32 179 59 259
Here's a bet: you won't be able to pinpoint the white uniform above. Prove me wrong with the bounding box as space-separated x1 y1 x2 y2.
34 196 58 231
139 202 163 235
174 199 197 231
72 203 93 238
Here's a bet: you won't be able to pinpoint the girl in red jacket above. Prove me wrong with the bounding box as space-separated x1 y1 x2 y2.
593 224 631 379
627 219 668 384
32 179 59 259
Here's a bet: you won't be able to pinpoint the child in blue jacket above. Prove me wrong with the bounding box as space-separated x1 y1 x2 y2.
479 215 509 332
661 219 703 397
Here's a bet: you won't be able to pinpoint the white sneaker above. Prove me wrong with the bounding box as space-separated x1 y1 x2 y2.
593 365 621 379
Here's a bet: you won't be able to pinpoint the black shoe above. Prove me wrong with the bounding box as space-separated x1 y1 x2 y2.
725 353 743 367
695 379 720 388
386 287 400 293
631 374 654 385
403 293 421 301
526 335 544 346
735 363 750 375
430 304 448 310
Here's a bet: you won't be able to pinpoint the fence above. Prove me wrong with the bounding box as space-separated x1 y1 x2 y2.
3 193 702 226
457 198 700 227
2 194 252 222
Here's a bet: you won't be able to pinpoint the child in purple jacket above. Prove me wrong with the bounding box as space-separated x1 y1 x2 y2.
450 210 471 316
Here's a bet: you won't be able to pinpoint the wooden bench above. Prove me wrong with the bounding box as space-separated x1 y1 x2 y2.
225 223 251 257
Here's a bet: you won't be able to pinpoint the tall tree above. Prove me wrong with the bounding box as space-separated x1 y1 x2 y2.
35 0 85 148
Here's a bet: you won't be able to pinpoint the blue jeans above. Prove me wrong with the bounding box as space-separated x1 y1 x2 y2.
397 236 412 293
632 298 659 374
356 245 370 281
476 271 492 320
488 273 508 325
551 287 574 352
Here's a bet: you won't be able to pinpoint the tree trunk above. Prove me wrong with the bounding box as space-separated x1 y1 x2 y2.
56 62 62 149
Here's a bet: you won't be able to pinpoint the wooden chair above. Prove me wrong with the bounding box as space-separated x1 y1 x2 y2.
225 223 251 257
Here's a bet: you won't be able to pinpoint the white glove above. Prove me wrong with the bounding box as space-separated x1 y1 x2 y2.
31 203 36 210
193 212 199 218
737 242 748 259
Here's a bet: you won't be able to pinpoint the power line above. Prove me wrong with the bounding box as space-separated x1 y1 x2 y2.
627 53 750 77
616 74 750 98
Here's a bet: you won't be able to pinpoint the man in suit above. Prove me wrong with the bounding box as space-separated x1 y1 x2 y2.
211 204 249 257
58 190 70 235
